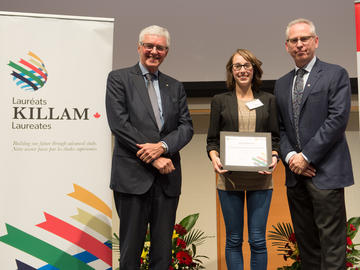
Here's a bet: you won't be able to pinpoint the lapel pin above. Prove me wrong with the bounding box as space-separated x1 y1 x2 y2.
307 84 310 87
166 84 169 87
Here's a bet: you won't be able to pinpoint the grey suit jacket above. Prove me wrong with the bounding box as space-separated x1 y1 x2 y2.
206 89 280 156
275 58 354 189
106 63 193 196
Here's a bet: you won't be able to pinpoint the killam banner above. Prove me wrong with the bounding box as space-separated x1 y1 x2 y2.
0 11 114 269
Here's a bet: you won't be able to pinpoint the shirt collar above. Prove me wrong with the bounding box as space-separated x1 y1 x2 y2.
295 56 316 74
138 62 159 78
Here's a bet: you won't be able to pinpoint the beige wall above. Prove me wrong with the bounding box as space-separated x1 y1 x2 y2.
177 134 218 269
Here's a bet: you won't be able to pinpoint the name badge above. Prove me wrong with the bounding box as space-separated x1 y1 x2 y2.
246 99 263 110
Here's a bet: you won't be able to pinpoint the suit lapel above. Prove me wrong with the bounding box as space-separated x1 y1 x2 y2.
286 70 296 127
253 91 263 131
130 64 158 127
228 91 238 130
158 72 170 126
300 59 322 111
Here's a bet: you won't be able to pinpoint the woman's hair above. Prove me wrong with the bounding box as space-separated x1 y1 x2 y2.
225 48 263 91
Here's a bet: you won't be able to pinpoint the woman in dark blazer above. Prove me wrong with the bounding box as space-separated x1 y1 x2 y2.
206 49 280 270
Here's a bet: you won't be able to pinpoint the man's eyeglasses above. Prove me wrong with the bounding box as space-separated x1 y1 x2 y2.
140 42 168 52
232 63 253 71
287 35 315 45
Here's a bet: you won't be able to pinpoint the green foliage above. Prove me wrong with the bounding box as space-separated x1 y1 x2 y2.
179 213 199 232
347 217 360 240
268 222 300 269
269 217 360 269
346 217 360 268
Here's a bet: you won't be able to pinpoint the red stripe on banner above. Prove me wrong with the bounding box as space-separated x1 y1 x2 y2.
36 212 112 265
355 3 360 51
19 59 47 80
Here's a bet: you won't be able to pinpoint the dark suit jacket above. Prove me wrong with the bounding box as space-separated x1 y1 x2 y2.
207 89 280 156
106 63 193 196
275 58 354 189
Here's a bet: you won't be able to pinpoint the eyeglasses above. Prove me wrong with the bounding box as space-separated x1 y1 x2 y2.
140 42 168 52
232 63 253 71
287 35 315 45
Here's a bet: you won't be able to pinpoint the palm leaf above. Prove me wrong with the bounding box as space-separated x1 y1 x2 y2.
191 243 197 256
268 222 294 245
111 232 120 253
184 228 208 247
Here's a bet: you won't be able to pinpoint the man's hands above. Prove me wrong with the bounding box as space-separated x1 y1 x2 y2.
152 157 175 174
136 142 164 163
136 142 175 174
289 153 316 177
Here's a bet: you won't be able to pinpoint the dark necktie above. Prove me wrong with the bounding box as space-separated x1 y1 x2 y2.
293 68 307 148
145 73 162 130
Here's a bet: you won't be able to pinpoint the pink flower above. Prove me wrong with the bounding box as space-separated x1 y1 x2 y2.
347 237 353 246
288 233 296 244
174 224 187 236
350 224 356 231
176 250 192 265
176 238 186 249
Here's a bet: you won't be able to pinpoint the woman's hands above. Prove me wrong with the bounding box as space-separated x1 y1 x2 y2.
259 152 278 175
209 150 228 174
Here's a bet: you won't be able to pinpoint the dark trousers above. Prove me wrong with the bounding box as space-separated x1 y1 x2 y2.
114 179 179 270
287 179 347 270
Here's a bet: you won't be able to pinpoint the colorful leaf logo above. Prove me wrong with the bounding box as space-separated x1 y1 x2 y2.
8 51 48 91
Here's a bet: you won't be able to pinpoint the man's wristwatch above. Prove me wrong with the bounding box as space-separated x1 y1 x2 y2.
161 141 168 153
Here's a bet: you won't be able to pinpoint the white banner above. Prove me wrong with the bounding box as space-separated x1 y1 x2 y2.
0 12 114 269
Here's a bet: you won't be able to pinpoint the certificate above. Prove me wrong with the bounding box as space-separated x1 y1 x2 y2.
220 131 272 171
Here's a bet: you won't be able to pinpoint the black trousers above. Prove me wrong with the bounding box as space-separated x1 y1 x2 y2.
287 179 347 270
113 179 179 270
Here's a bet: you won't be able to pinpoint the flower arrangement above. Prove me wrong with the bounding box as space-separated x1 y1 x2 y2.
268 217 360 270
347 217 360 269
268 222 300 270
112 213 210 270
140 213 210 270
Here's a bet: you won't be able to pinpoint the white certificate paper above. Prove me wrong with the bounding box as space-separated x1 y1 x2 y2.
220 132 272 171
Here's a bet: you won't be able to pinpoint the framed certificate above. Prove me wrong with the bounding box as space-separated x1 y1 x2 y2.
220 131 272 171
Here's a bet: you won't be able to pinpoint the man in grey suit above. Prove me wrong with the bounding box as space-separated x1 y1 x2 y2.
106 25 193 270
275 18 354 269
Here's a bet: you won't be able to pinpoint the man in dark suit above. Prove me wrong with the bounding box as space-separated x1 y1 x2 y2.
275 18 354 269
106 25 193 270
